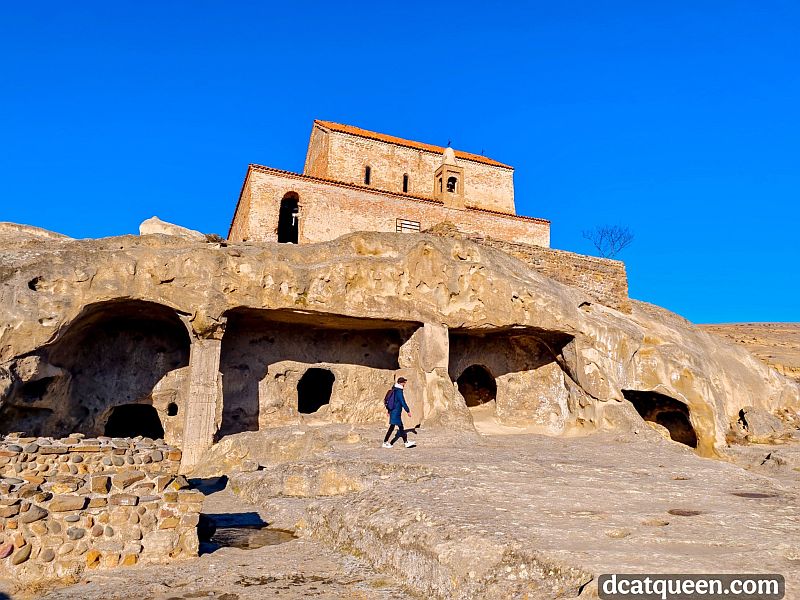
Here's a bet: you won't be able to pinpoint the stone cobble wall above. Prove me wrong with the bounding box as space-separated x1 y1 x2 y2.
0 434 201 587
427 223 631 312
229 166 550 247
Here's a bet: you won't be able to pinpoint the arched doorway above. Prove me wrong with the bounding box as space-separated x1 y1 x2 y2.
622 390 698 448
277 193 299 244
457 365 497 407
104 404 165 439
297 368 335 414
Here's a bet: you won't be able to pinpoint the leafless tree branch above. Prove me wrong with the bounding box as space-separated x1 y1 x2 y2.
582 225 634 259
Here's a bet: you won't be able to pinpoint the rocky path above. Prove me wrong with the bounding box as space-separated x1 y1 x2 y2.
226 426 800 599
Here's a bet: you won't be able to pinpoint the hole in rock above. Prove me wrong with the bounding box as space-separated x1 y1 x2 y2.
456 364 497 407
622 390 698 448
104 404 165 439
297 368 335 414
20 377 55 401
731 492 778 499
28 277 43 291
198 512 296 554
166 402 179 416
667 509 702 517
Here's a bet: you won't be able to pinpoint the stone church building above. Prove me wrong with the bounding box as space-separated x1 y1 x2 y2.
228 120 550 247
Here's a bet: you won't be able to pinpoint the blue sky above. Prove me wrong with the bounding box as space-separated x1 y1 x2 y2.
1 2 798 323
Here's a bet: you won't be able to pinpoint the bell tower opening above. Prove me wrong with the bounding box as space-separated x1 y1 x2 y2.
277 193 300 244
433 147 465 209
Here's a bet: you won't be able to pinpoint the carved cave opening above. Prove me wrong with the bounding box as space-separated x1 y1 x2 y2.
0 300 190 438
219 308 419 437
297 368 335 414
622 389 698 448
456 365 497 407
104 404 165 439
449 327 573 412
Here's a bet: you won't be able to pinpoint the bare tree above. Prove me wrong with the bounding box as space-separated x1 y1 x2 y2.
582 225 634 259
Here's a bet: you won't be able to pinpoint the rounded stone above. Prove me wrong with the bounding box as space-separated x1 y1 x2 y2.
66 527 85 540
40 548 55 562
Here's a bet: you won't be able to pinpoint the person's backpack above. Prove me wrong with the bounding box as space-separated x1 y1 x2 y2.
383 388 396 412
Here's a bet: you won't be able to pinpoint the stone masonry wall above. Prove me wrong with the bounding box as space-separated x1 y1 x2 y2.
427 223 630 312
0 434 201 588
228 166 550 247
316 129 517 214
229 175 252 244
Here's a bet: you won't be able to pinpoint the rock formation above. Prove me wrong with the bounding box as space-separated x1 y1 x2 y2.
701 322 800 384
0 223 798 470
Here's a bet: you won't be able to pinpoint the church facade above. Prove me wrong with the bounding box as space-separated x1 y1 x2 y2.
228 120 550 247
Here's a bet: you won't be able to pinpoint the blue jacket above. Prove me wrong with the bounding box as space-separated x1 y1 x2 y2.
388 387 410 425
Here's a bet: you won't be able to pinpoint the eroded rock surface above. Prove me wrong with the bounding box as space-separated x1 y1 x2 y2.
207 426 800 599
0 227 798 460
701 322 800 384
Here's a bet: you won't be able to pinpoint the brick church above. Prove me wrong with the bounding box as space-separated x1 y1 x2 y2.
228 120 550 247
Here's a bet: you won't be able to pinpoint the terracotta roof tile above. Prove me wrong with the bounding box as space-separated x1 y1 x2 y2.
315 120 513 170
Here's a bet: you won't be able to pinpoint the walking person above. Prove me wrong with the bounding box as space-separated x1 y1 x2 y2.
382 377 416 448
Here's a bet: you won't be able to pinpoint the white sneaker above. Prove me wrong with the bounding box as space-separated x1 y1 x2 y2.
382 442 393 448
405 441 416 448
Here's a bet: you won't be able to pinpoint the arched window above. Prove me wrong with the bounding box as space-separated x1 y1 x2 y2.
447 176 457 193
277 193 300 244
438 178 443 192
402 174 409 193
364 166 371 185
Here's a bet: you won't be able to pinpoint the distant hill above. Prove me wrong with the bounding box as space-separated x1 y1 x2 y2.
700 323 800 383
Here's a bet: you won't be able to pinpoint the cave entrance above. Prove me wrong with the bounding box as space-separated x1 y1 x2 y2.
297 368 335 414
104 404 165 439
622 390 698 448
277 194 299 244
456 365 497 407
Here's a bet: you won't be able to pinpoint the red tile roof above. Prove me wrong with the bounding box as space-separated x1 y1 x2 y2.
314 120 513 170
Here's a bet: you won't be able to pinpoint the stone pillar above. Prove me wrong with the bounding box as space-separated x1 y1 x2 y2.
399 323 473 430
179 329 225 474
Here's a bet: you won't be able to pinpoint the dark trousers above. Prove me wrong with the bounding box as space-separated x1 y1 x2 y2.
384 423 407 444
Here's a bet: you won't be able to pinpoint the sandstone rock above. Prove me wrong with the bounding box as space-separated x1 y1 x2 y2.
19 503 48 523
85 549 101 568
738 406 789 443
48 495 86 512
110 494 139 506
0 503 20 518
90 475 110 494
121 553 138 566
0 543 13 559
11 543 32 565
139 216 206 241
112 470 145 490
142 530 179 557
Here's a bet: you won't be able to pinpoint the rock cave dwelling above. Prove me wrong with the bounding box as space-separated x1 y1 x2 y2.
1 120 799 591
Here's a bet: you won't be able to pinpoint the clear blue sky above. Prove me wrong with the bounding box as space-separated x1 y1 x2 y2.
2 2 798 323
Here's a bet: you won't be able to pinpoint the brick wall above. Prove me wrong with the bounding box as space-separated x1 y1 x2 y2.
426 223 630 312
229 166 550 247
228 175 252 243
302 125 517 214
